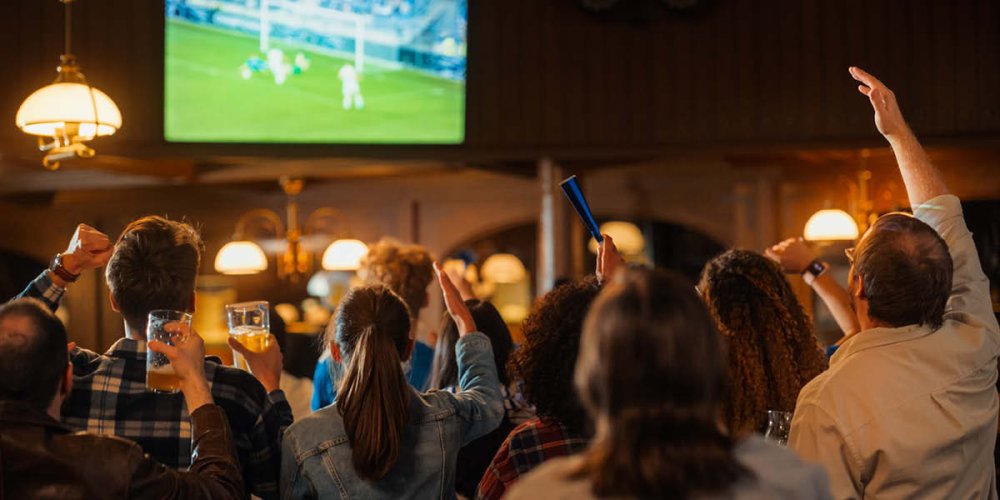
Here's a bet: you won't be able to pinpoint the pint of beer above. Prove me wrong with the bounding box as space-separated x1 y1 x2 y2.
146 309 192 393
226 301 270 370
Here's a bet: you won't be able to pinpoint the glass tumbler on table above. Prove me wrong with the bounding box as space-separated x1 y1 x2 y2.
764 410 793 446
145 310 192 394
226 301 270 369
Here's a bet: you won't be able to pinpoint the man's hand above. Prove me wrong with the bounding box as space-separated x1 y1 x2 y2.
596 234 625 285
61 224 114 275
148 324 214 411
765 237 817 274
849 66 910 140
435 262 476 337
228 335 283 393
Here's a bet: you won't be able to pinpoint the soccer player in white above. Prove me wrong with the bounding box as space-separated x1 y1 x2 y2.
338 64 364 110
267 48 289 85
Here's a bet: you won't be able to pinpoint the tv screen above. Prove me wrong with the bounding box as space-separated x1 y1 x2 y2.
164 0 467 144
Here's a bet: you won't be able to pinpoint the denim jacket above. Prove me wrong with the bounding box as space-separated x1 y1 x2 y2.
281 332 504 499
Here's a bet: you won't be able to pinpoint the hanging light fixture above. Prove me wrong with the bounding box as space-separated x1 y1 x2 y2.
322 239 369 271
215 178 368 282
481 253 527 284
803 209 860 241
15 0 122 170
587 220 646 255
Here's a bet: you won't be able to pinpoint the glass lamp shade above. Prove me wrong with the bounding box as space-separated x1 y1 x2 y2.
481 253 527 284
321 239 369 271
215 241 268 275
587 220 646 255
803 209 860 241
15 82 122 138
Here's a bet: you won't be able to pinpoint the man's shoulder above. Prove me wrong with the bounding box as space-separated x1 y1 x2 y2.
57 431 144 462
203 362 269 412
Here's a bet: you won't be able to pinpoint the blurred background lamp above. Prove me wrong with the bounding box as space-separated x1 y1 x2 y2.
321 238 369 271
803 209 860 241
215 240 268 274
587 220 645 255
15 0 122 170
481 253 527 284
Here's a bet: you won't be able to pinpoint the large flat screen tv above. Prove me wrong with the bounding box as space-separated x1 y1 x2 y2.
164 0 467 144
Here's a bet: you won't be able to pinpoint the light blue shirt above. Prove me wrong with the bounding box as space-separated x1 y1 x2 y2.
282 332 504 499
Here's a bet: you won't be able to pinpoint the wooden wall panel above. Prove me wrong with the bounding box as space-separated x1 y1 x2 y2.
0 0 997 161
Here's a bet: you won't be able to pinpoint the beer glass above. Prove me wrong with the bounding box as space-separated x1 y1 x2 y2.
226 301 270 369
145 310 192 393
764 410 793 446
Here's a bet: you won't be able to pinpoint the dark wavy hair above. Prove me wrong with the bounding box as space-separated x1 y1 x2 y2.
573 268 749 497
430 300 513 390
507 277 600 437
699 249 827 435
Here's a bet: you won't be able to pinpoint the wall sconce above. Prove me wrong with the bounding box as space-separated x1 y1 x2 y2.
215 177 368 282
586 220 646 255
15 0 122 170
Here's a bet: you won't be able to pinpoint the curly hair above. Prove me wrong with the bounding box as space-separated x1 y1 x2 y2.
359 239 434 320
699 249 827 435
508 277 600 437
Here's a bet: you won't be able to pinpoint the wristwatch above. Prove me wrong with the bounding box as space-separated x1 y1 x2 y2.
801 259 828 286
50 253 80 283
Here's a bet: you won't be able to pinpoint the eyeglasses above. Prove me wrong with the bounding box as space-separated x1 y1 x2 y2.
845 247 856 264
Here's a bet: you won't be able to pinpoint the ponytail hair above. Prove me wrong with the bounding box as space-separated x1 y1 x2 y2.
331 285 412 482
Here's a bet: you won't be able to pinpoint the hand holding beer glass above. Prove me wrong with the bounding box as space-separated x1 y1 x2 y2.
226 300 282 392
145 310 193 394
147 314 215 411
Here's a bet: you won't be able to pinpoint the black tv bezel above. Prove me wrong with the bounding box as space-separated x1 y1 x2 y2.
157 0 471 156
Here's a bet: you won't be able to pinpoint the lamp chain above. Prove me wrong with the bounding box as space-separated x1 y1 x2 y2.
63 0 73 56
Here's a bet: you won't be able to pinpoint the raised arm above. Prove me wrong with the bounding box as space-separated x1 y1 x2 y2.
435 262 504 444
766 238 860 339
849 66 948 207
16 224 112 311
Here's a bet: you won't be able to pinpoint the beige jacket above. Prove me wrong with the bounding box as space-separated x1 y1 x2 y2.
789 194 1000 499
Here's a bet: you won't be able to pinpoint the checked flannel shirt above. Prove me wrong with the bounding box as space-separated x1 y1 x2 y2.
476 417 589 500
19 271 293 500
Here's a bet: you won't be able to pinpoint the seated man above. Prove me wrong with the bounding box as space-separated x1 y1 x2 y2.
19 217 292 499
0 298 242 499
788 67 1000 498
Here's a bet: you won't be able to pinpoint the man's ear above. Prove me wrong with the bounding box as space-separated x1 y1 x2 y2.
60 362 73 397
108 290 120 313
853 274 866 299
330 342 342 363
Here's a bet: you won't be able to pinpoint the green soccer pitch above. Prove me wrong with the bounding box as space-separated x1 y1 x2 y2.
164 19 465 143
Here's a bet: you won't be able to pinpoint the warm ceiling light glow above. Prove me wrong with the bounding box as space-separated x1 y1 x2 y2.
481 253 527 284
16 82 121 138
321 239 369 271
215 241 268 275
588 220 645 255
804 209 860 241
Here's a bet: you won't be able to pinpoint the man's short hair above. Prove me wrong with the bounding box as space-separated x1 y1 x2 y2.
105 216 204 331
0 298 69 411
853 213 953 329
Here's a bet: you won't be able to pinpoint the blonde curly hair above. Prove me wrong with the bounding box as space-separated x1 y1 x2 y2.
358 239 434 319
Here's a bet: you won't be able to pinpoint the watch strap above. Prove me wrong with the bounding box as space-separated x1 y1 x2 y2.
50 253 80 283
801 259 828 286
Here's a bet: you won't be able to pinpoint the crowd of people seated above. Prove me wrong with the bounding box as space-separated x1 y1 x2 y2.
2 66 999 499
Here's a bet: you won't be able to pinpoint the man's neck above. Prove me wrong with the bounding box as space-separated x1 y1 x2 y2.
123 321 144 341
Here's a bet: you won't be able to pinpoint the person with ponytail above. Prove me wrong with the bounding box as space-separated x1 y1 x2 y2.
507 268 831 499
281 263 504 499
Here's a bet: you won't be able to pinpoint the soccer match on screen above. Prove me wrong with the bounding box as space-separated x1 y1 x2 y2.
164 0 467 143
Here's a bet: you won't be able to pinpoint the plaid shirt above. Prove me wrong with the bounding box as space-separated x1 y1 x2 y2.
19 271 293 500
476 418 589 500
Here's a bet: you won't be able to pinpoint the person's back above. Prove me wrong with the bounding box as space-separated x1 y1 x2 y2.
18 219 292 498
0 298 243 500
788 67 1000 498
508 268 829 500
282 272 503 499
